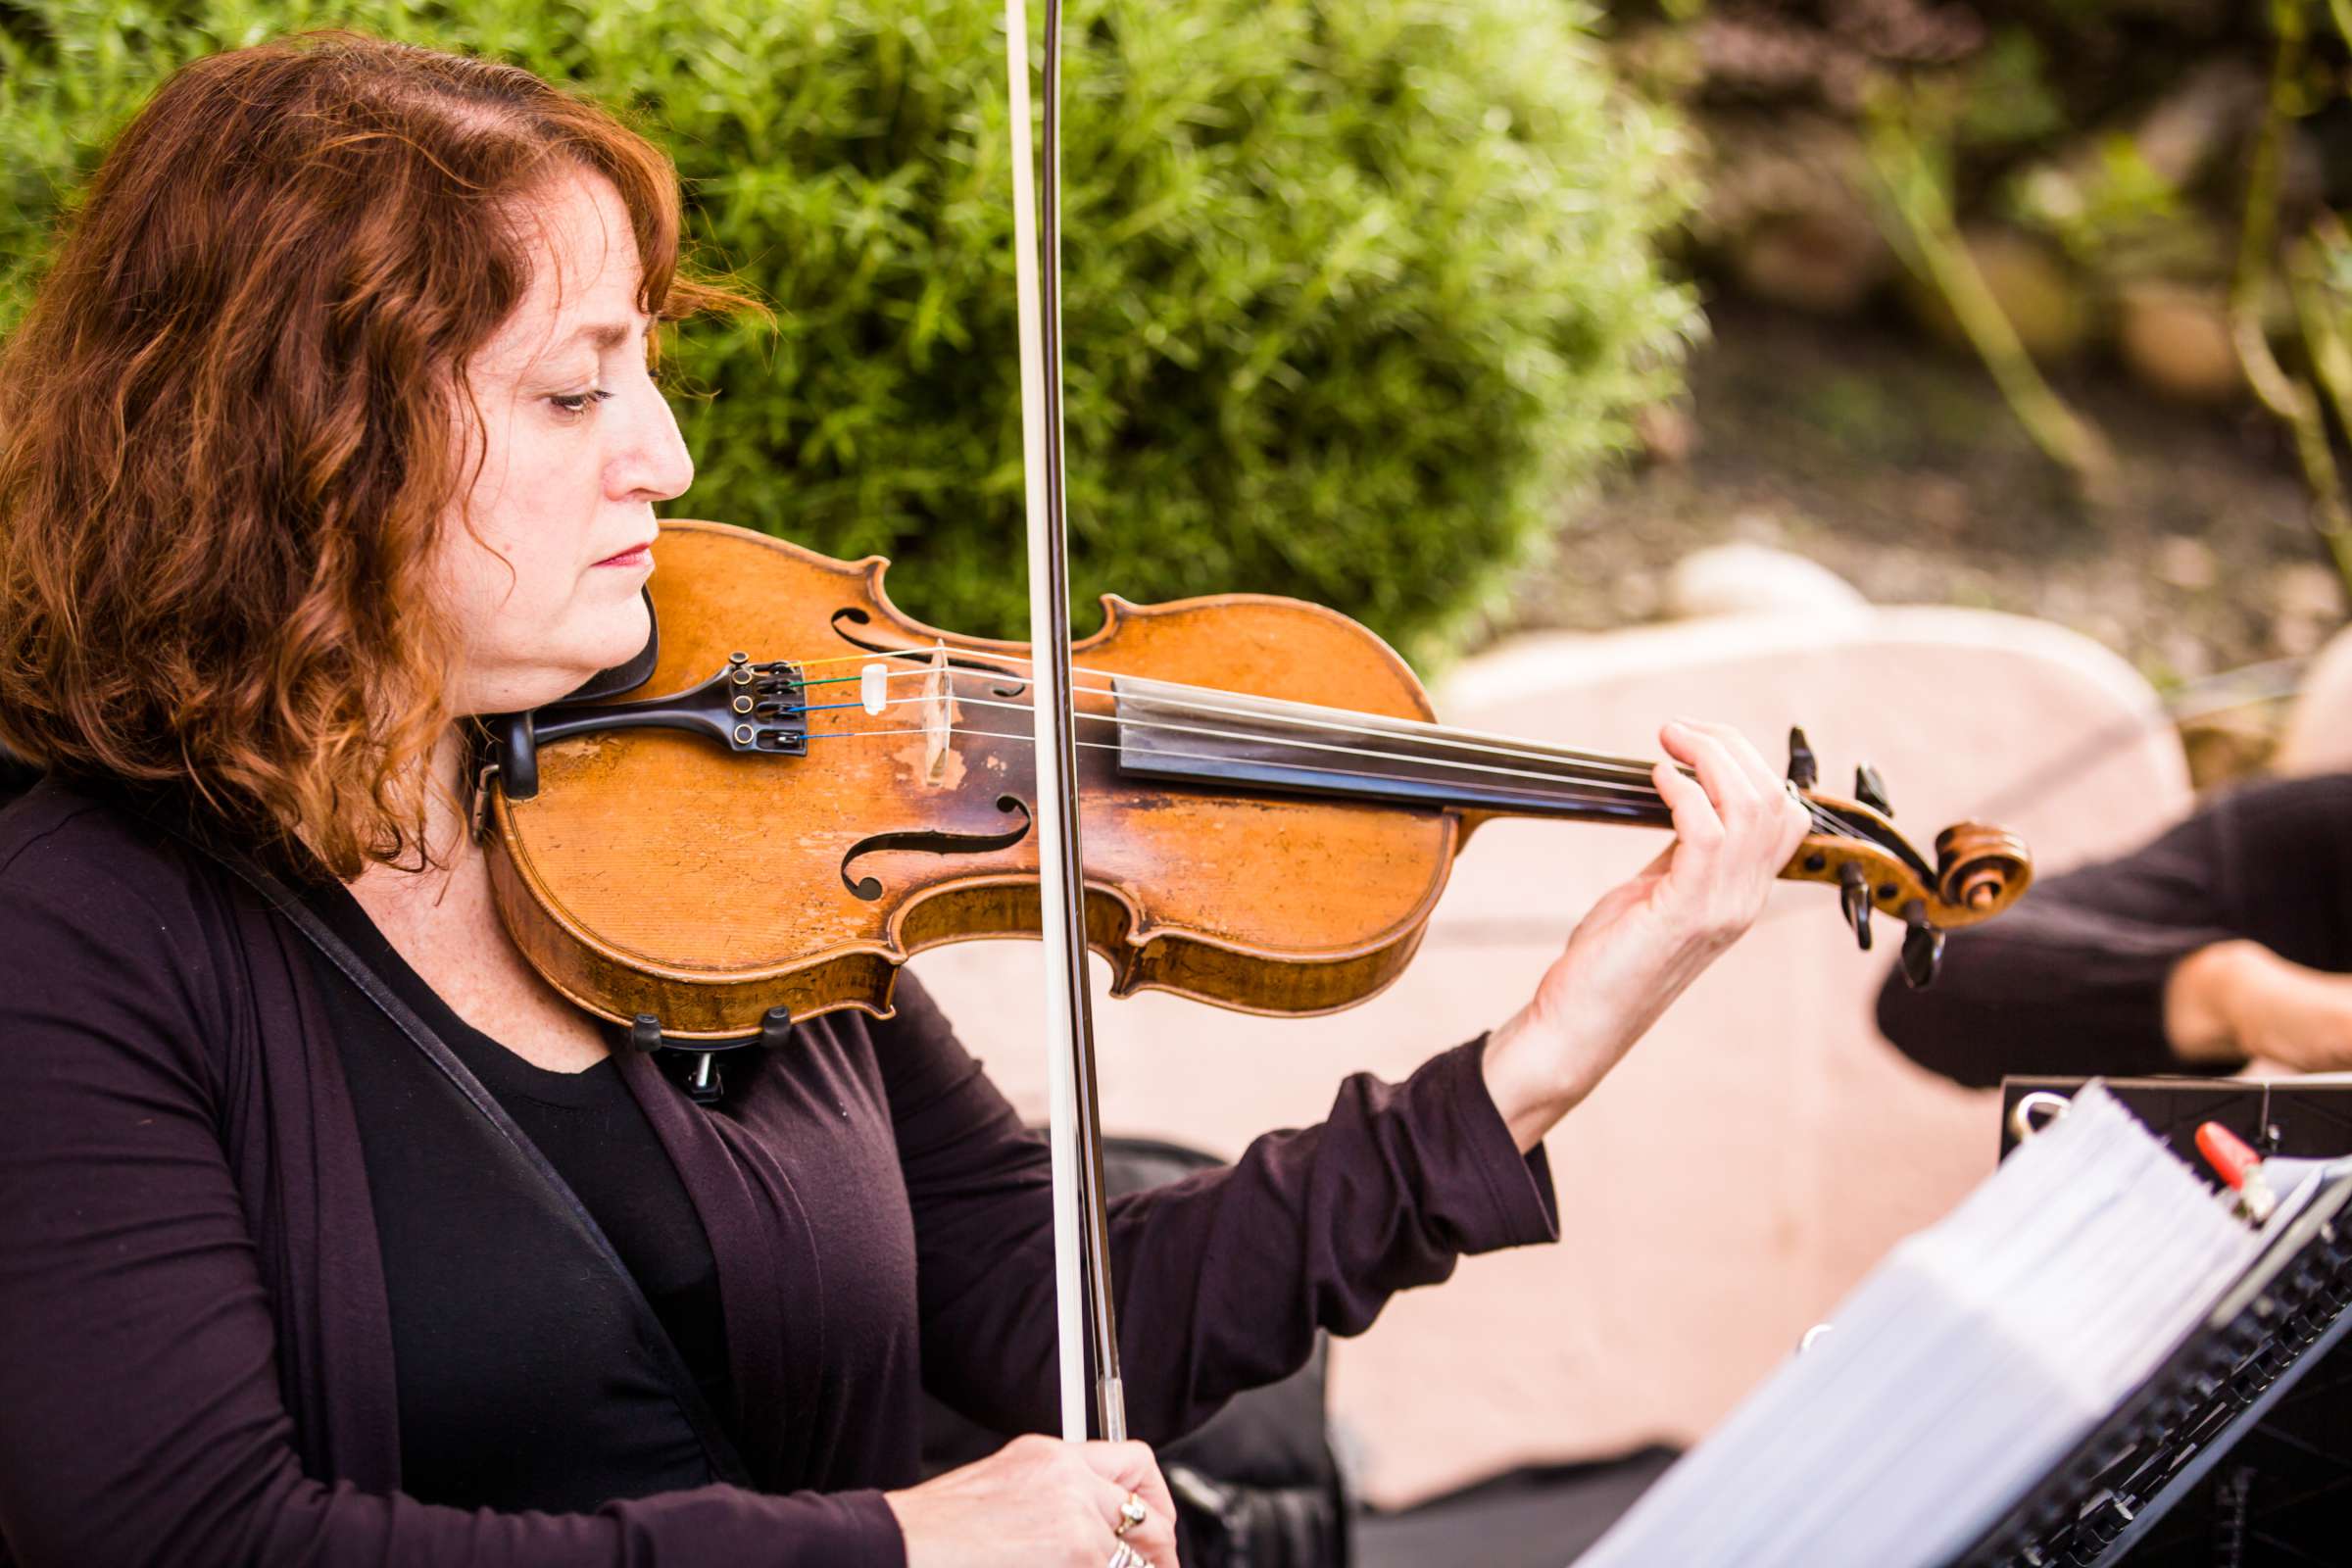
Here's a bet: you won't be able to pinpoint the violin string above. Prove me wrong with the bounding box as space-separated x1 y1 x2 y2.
800 678 1865 842
935 690 1683 800
776 649 1866 842
801 672 1654 786
786 644 1668 779
804 678 1710 808
797 683 1867 843
808 718 1865 845
803 665 1865 843
806 721 1688 819
790 647 1730 795
937 670 1868 844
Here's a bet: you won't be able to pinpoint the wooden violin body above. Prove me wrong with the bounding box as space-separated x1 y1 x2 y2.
485 519 2032 1039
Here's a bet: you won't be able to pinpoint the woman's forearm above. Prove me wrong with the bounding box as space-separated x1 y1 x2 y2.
2163 939 2263 1067
2164 939 2352 1073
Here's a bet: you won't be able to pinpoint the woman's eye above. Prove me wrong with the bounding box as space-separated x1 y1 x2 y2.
548 387 615 416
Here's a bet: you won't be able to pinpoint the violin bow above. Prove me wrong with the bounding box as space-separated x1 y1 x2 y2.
1003 0 1128 1441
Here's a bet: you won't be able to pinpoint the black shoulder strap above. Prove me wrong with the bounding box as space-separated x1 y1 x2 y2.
195 840 758 1492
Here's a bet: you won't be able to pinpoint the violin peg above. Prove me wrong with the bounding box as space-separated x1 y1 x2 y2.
1854 762 1891 817
1838 862 1873 952
1787 726 1819 792
1900 901 1944 990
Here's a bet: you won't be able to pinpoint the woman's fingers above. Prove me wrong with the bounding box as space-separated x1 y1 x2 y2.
1662 719 1809 859
1697 717 1809 858
1655 719 1811 940
1703 719 1813 860
1651 758 1721 874
1662 718 1762 820
1654 722 1726 838
1076 1441 1182 1568
1704 720 1791 810
887 1434 1186 1568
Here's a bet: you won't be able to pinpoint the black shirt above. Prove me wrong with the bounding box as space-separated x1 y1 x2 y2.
296 874 732 1511
0 774 1560 1565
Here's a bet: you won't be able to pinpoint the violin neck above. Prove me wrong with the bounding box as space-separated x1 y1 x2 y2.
1109 678 1678 828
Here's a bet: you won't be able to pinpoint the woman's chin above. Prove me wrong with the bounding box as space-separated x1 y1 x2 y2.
551 605 655 698
581 592 654 674
456 604 655 716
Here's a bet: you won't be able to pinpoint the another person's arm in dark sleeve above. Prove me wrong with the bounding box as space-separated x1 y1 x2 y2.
1875 773 2352 1088
0 825 904 1568
879 975 1558 1446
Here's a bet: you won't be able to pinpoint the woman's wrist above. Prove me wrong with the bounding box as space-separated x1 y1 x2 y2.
1481 1005 1594 1154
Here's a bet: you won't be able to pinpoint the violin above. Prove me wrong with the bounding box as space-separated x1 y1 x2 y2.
478 517 2034 1054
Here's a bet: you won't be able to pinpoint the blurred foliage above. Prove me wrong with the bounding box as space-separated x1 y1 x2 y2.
1602 0 2352 582
1866 92 2120 499
2231 0 2352 588
1605 0 2280 304
0 0 1699 662
2005 137 2187 275
1952 29 2062 154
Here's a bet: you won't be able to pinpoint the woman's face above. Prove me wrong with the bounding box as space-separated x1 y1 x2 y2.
435 169 693 716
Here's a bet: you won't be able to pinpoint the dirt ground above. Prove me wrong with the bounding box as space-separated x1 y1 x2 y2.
1503 299 2345 711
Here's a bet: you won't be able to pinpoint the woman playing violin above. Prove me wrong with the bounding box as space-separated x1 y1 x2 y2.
0 33 1808 1568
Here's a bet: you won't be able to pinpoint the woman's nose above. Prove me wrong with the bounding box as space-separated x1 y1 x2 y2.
611 383 695 504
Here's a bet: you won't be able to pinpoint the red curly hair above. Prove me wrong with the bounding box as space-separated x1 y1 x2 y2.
0 32 744 875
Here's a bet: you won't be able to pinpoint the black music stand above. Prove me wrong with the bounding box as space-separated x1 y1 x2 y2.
1949 1081 2352 1566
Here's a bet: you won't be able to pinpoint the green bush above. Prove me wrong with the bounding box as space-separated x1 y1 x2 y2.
2 0 1695 662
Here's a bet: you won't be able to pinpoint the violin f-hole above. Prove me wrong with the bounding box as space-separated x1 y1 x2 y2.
840 795 1034 901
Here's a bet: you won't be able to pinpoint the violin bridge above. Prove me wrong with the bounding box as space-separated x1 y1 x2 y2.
921 640 959 785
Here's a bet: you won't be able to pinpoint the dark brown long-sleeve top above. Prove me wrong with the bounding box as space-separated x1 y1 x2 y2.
1876 773 2352 1088
0 779 1559 1567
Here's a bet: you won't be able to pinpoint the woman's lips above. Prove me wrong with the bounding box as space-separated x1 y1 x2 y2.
593 543 653 568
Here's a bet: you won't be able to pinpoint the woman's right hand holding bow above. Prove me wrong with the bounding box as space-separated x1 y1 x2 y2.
887 1434 1181 1568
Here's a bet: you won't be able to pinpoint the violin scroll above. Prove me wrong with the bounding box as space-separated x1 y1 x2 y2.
1936 822 2032 915
1788 815 2030 926
1780 749 2034 989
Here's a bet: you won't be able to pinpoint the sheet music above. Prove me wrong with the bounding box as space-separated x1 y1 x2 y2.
1573 1084 2266 1568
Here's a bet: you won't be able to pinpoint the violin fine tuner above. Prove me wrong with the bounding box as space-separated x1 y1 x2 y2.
487 654 809 804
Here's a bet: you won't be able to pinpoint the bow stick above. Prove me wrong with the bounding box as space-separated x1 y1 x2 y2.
1003 0 1128 1441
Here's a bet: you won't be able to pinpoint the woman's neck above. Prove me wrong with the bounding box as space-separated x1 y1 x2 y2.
342 725 613 1071
347 727 481 914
